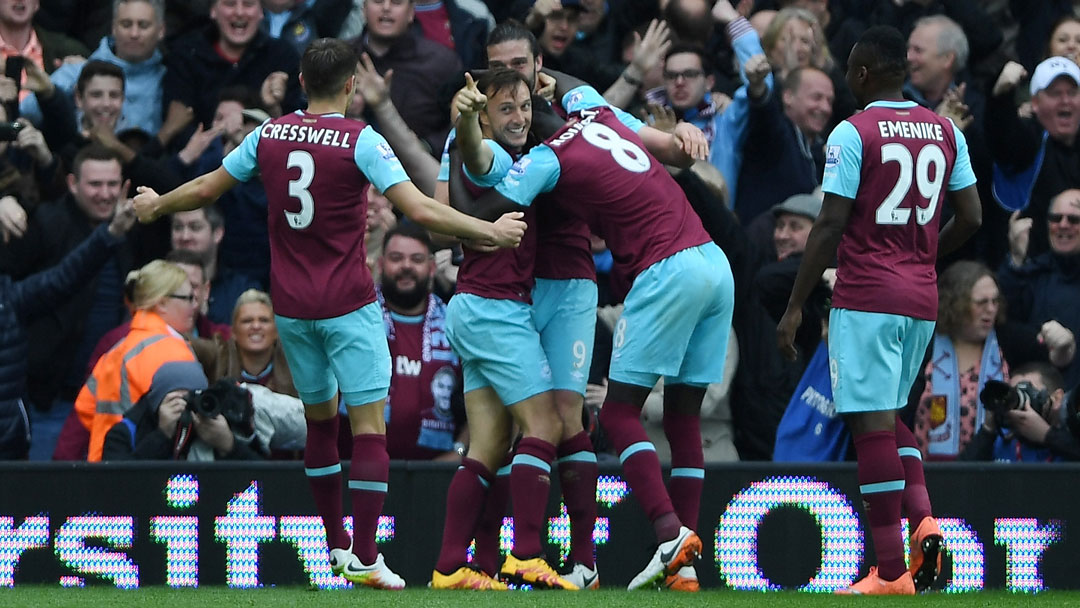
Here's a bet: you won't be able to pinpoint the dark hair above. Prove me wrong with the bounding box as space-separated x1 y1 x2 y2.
1044 15 1080 61
486 20 541 61
165 248 207 282
853 25 908 81
382 221 435 253
936 260 1003 337
1012 361 1065 395
300 38 358 99
474 68 531 102
664 43 714 76
217 85 262 110
71 142 124 178
76 60 125 97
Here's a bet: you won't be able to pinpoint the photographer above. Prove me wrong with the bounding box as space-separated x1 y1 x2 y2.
102 360 266 460
960 362 1080 462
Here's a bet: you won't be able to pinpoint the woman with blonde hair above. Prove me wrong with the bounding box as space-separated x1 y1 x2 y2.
761 7 834 80
192 289 306 456
76 259 204 461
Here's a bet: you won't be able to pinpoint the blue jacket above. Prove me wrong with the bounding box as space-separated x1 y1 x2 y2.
20 36 166 136
0 224 124 458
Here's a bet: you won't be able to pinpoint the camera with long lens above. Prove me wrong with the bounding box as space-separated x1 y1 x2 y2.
184 379 254 436
979 379 1051 425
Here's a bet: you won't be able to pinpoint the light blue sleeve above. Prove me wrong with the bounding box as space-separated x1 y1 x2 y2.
821 121 863 199
464 141 515 187
222 123 264 182
561 85 645 132
437 129 454 182
730 25 774 95
436 128 513 187
353 126 410 193
948 120 977 191
493 145 561 207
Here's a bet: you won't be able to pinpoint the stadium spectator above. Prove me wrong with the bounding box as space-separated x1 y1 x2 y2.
78 259 201 462
988 55 1080 259
959 361 1080 461
20 0 167 136
998 188 1080 388
260 0 353 56
737 65 832 226
0 194 135 459
170 205 262 326
376 223 466 461
0 0 88 88
0 143 135 460
349 0 463 154
0 94 65 235
162 0 302 147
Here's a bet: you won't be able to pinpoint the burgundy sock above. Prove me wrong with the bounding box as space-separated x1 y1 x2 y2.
436 458 492 574
664 410 704 531
894 416 933 524
349 433 389 564
473 456 512 576
854 430 907 581
509 437 557 557
304 417 349 550
599 399 679 542
557 431 598 568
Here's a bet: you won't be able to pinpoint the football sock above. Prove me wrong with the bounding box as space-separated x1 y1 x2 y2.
303 416 350 551
664 410 704 531
435 457 492 574
509 437 557 557
895 416 933 524
348 433 389 564
854 430 907 581
599 399 679 542
557 431 598 568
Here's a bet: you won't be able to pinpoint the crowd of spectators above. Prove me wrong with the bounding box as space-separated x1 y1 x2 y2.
1 0 1080 464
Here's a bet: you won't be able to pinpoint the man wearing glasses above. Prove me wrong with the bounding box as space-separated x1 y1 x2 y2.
1000 188 1080 388
647 0 771 206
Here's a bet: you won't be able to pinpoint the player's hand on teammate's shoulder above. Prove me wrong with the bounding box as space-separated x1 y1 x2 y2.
490 211 527 248
535 72 556 103
133 185 162 223
673 121 709 161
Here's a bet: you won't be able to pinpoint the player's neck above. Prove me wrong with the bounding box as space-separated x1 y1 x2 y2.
306 97 349 116
864 89 906 106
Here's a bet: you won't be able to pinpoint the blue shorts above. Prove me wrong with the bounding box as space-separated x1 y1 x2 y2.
445 293 553 406
275 302 391 406
610 242 734 388
532 278 597 395
827 308 935 414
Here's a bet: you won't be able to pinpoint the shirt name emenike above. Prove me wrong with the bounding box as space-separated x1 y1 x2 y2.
876 120 944 141
260 123 352 148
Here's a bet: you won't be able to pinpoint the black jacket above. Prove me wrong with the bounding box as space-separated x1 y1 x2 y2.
0 224 124 458
0 196 134 409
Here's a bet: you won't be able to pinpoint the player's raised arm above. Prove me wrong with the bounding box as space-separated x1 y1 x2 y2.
382 179 525 249
454 72 496 177
446 145 529 222
133 167 239 223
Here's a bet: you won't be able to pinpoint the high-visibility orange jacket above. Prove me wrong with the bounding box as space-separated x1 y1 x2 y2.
77 309 197 461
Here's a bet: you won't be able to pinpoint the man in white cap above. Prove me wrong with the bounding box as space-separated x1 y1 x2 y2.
988 54 1080 258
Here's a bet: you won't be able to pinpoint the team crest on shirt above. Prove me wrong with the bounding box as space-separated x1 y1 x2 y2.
509 158 532 178
376 143 398 160
826 145 841 167
566 90 584 110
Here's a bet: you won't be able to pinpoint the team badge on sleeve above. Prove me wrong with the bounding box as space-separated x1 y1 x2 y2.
826 146 841 168
509 158 532 178
376 143 398 160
